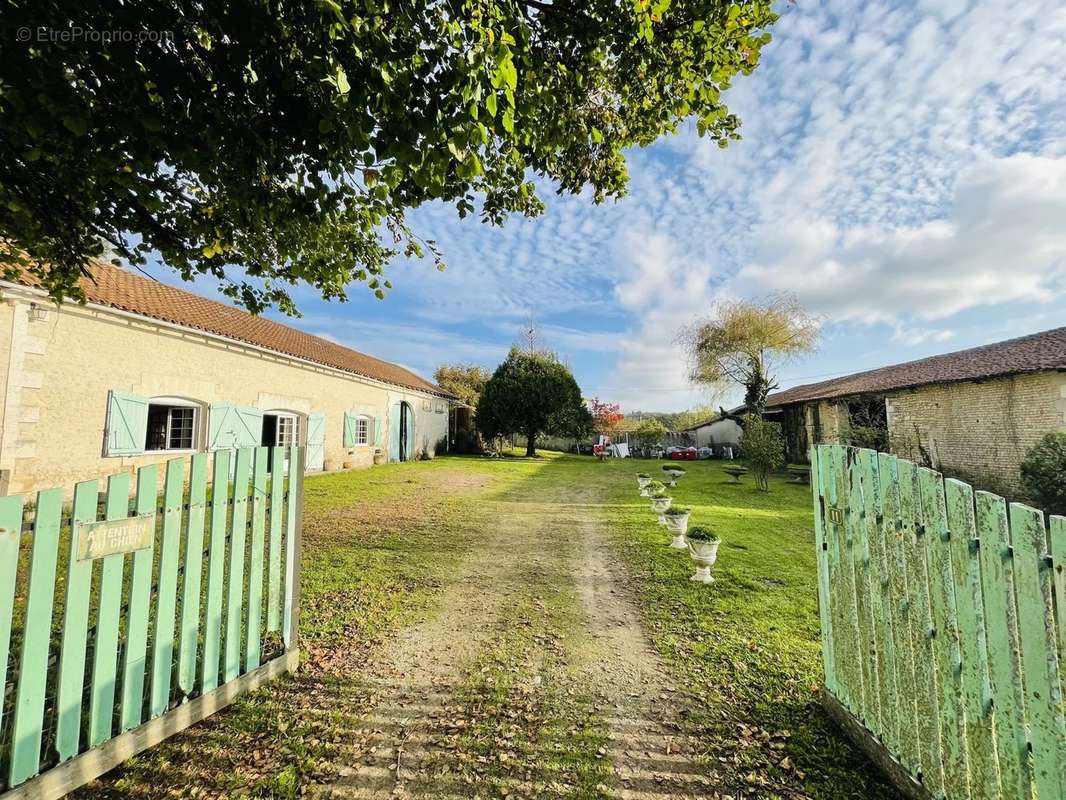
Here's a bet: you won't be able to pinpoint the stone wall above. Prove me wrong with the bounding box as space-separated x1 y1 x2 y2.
795 371 1066 494
884 372 1066 492
0 288 450 496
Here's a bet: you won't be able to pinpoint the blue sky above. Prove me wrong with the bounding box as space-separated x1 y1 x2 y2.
144 0 1066 412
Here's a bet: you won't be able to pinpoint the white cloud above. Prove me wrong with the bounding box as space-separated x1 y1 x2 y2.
732 154 1066 323
891 324 955 347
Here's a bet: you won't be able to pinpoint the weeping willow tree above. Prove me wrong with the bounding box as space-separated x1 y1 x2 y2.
682 294 820 416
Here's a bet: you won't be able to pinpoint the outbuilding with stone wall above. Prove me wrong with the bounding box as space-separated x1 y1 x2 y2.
764 326 1066 495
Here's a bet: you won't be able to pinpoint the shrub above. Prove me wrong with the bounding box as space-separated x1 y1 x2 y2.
742 414 785 492
651 492 670 500
664 505 690 516
646 480 667 494
686 526 719 542
662 464 685 473
841 424 889 452
636 472 650 478
1020 432 1066 515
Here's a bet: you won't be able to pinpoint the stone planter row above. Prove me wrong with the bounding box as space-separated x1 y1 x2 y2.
636 473 720 585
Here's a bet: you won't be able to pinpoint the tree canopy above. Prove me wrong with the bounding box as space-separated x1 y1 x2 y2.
476 347 592 456
633 417 668 447
433 363 492 408
1 0 776 313
682 294 819 415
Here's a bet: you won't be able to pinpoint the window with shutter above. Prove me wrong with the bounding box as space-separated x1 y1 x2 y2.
105 391 149 456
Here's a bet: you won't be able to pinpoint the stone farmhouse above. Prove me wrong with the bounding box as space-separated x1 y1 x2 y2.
764 326 1066 491
0 263 457 496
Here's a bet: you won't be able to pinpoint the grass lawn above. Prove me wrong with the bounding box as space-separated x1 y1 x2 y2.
595 457 893 797
74 452 893 799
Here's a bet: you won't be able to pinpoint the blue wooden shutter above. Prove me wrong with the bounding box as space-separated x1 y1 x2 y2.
105 391 148 456
369 417 378 447
209 404 262 450
342 413 353 447
208 403 235 451
234 406 263 447
306 413 325 471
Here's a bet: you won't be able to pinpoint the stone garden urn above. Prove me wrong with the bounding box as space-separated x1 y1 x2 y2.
686 529 721 584
636 475 652 495
650 495 672 525
663 468 684 487
664 510 690 549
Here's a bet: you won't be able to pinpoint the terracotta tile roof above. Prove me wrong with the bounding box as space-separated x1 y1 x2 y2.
17 262 452 398
766 326 1066 407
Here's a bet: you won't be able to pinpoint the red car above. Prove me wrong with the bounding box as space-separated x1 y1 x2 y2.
670 448 698 461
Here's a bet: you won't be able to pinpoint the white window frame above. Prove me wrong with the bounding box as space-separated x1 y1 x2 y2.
355 415 370 446
264 411 303 448
146 396 203 453
275 412 301 448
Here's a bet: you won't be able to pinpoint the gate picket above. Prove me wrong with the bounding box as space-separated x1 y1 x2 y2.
847 450 881 733
225 448 252 682
178 453 209 697
859 449 898 751
918 468 970 800
7 488 61 786
0 496 22 743
1008 504 1066 799
150 459 185 719
879 452 921 773
812 447 836 695
54 480 98 760
893 459 945 794
283 445 300 650
89 474 131 748
267 446 285 633
1051 516 1066 688
944 479 998 798
201 448 231 693
831 445 865 716
976 492 1032 799
246 447 268 670
119 465 159 732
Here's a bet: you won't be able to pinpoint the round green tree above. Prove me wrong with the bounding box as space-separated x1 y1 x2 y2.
742 413 784 491
476 348 593 457
1 0 776 313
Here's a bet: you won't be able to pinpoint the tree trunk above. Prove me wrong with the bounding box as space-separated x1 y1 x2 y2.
526 433 536 458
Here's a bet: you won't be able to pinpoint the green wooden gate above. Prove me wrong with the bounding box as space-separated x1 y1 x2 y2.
813 445 1065 800
0 445 303 798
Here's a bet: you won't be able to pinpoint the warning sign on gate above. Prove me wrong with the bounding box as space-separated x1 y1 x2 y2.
75 514 155 561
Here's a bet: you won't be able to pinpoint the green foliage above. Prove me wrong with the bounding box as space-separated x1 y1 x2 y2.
742 414 784 491
645 480 667 495
651 492 670 500
633 418 668 447
686 526 720 542
636 472 650 478
1020 432 1066 514
664 505 690 516
662 464 686 473
841 424 889 452
476 348 593 456
1 0 777 313
433 363 492 408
